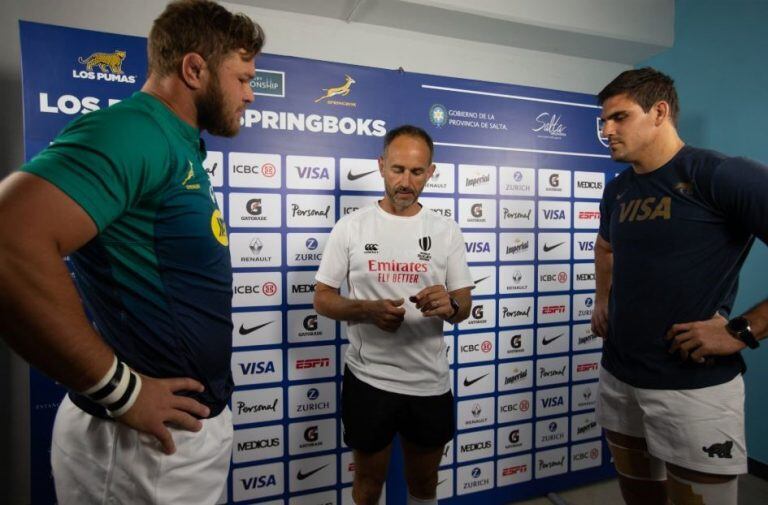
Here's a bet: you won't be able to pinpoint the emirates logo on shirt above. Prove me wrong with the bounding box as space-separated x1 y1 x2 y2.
418 236 432 261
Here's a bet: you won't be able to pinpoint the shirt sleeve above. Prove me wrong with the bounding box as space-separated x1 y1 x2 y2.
709 156 768 244
21 107 172 232
445 221 474 292
315 216 350 289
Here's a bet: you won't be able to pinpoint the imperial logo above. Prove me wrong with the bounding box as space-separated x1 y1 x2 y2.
296 358 330 369
578 333 598 345
577 420 598 436
466 174 491 187
504 368 528 385
506 239 530 255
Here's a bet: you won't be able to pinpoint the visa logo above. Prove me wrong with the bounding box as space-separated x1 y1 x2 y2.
241 474 277 489
543 209 565 220
239 361 275 375
296 166 329 179
466 242 491 253
578 241 594 251
541 396 564 408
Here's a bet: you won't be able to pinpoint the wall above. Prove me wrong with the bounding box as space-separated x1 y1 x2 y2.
0 1 642 502
641 0 768 465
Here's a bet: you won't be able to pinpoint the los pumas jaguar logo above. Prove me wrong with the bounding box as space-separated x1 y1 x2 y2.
702 441 733 459
418 236 432 261
73 50 138 84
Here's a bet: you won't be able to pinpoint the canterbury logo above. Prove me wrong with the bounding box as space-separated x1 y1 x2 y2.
315 74 356 103
78 50 126 74
364 243 378 252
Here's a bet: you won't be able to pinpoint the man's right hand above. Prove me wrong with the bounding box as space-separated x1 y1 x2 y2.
366 298 406 332
116 376 211 455
591 301 609 339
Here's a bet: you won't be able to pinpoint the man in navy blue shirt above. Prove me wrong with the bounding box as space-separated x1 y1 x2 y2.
592 67 768 505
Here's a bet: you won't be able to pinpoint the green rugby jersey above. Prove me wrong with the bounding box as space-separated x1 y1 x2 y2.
23 92 233 417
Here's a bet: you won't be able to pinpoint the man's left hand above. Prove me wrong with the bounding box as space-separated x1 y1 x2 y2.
665 313 746 363
410 285 453 320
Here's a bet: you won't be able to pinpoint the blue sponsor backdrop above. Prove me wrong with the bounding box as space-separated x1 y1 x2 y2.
21 20 618 505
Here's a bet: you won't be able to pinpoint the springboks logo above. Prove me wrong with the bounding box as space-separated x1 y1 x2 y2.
315 74 356 103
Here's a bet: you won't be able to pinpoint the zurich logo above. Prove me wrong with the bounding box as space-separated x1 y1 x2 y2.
513 171 523 182
306 238 318 250
429 103 447 128
471 467 482 478
307 388 319 400
548 421 558 432
585 297 594 308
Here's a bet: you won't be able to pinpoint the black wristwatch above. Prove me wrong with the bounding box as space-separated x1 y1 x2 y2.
726 316 760 349
448 297 460 319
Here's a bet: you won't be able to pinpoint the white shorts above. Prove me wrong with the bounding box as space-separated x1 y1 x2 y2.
51 394 233 505
596 367 747 475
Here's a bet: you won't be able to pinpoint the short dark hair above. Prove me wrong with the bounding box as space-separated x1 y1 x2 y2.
598 67 680 127
382 125 434 163
148 0 265 77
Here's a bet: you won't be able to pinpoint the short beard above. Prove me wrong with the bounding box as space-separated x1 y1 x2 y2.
196 69 238 137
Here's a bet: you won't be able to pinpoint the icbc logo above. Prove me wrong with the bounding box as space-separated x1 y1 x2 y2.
590 448 599 459
263 282 277 296
481 341 492 353
261 163 276 177
519 399 530 411
558 272 567 283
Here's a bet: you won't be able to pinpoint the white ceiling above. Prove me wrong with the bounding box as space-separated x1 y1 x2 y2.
230 0 674 64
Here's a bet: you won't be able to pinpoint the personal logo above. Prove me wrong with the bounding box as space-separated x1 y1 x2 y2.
464 373 489 387
542 333 564 346
429 103 448 127
296 464 329 480
702 441 733 459
418 236 432 261
205 162 218 177
74 49 137 84
315 74 356 105
543 241 565 253
239 321 274 335
347 169 377 181
306 238 319 250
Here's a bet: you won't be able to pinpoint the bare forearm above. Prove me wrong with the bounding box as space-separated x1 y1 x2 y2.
0 243 113 391
594 239 613 304
314 288 372 323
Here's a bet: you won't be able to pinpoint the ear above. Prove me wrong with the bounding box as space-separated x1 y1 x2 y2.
652 100 670 126
180 53 207 90
378 156 385 175
427 163 436 179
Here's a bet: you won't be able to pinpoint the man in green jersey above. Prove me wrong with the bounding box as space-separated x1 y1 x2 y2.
0 1 263 503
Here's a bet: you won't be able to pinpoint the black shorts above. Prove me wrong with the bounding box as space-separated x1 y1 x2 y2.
342 366 455 453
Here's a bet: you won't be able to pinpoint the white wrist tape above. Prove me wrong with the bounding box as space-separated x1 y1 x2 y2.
81 356 142 418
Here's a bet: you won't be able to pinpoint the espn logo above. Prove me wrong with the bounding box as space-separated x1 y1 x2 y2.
296 358 330 369
502 465 527 476
576 363 598 372
542 305 566 314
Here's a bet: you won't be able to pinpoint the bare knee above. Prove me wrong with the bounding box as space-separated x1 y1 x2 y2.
352 476 385 505
405 471 438 499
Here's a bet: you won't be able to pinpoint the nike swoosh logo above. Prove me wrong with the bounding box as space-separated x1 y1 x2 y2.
437 479 447 486
297 464 329 480
542 242 565 252
239 321 274 335
474 276 490 285
542 333 564 345
463 373 489 387
616 190 627 200
347 169 376 181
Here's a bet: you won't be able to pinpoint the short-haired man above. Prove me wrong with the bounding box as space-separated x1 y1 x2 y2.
314 125 473 505
0 1 264 503
592 67 768 505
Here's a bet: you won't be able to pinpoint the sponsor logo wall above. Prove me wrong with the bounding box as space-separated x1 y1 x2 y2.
21 22 617 505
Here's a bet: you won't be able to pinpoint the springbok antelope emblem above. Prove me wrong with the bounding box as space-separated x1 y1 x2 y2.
315 75 356 103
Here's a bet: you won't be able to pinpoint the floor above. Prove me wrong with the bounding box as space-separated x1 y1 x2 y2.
512 474 768 504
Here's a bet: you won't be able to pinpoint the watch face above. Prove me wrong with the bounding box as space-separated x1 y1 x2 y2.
729 316 750 333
